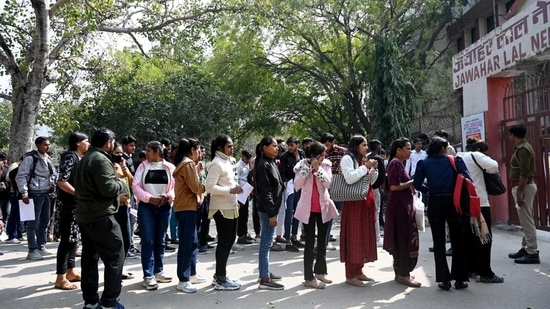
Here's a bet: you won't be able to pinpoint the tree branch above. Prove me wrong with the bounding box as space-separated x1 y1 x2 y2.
98 7 241 33
0 93 11 101
0 33 26 85
127 33 149 58
49 0 68 18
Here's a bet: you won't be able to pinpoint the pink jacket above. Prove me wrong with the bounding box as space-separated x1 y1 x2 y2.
132 159 176 205
293 159 339 224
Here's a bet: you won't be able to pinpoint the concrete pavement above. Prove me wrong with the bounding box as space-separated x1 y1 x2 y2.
1 220 549 309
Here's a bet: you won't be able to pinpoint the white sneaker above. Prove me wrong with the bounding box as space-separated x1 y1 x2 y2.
154 272 172 283
39 248 55 256
190 274 207 284
176 281 197 293
231 243 245 251
325 243 336 251
26 249 43 260
142 277 159 290
8 238 21 244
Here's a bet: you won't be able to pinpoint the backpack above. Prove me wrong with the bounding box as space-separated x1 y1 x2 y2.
448 155 480 217
18 150 55 193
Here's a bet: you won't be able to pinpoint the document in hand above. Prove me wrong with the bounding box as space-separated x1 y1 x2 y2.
19 199 35 221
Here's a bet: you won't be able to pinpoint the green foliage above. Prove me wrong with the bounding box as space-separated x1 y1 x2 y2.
370 35 418 147
0 101 12 148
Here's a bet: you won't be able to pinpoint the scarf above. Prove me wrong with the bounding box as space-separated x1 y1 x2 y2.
470 212 491 245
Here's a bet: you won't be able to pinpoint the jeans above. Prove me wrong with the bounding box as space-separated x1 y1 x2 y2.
6 193 22 239
212 211 237 278
303 212 328 280
284 190 301 240
138 202 170 278
258 212 275 279
79 216 124 308
27 192 51 251
170 207 178 241
176 211 198 282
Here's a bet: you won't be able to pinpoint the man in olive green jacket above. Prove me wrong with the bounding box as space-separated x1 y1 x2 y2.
74 128 127 309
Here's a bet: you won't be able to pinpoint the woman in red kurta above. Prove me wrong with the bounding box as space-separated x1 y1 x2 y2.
383 138 421 288
339 135 379 287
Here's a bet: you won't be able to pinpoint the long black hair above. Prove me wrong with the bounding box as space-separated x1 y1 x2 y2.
210 134 231 161
388 137 410 162
252 136 277 188
304 141 326 159
68 132 88 151
173 138 201 166
426 136 448 157
346 135 366 162
465 138 489 153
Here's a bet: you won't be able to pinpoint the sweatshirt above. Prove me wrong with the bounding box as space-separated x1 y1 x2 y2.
173 157 205 212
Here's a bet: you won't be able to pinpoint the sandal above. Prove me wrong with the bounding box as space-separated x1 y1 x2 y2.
479 275 504 283
54 279 77 290
396 275 421 288
355 274 374 281
346 277 366 287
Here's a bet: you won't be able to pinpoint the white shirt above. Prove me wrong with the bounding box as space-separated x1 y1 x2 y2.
236 159 250 187
405 149 427 177
456 151 498 207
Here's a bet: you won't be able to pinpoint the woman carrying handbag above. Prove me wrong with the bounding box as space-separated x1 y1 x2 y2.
339 135 379 287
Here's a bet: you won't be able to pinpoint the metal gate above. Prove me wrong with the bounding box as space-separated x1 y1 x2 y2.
501 65 550 231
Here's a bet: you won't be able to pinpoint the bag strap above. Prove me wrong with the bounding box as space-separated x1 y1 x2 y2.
447 155 457 172
470 153 486 173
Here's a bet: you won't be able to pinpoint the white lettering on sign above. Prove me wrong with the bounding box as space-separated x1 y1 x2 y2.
453 1 550 89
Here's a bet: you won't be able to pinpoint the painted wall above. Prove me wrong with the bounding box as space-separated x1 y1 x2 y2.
463 77 489 116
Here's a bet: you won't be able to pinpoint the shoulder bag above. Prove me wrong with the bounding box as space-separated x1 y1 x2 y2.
470 153 506 196
329 158 370 202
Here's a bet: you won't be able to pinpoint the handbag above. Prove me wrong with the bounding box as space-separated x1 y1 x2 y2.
471 153 506 196
414 192 425 232
329 159 370 202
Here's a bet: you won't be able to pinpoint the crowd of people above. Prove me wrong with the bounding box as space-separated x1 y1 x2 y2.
0 124 539 309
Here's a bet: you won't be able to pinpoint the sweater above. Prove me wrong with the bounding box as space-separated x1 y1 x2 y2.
456 151 498 207
132 159 176 205
205 151 239 211
173 157 205 212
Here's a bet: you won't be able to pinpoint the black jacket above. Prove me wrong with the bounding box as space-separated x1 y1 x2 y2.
278 149 305 183
368 153 386 190
255 157 283 218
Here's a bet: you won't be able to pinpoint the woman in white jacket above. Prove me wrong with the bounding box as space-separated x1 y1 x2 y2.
456 138 504 283
339 135 379 287
293 141 338 289
205 135 243 291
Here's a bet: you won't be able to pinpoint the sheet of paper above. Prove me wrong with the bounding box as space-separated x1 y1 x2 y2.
129 208 138 218
285 179 294 196
237 182 254 205
19 199 35 221
0 231 8 241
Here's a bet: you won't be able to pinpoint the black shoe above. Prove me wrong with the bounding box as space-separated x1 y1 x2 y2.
237 236 253 245
286 244 299 252
171 239 179 245
198 245 208 254
207 235 216 242
454 281 468 289
328 236 337 242
270 272 282 281
514 252 540 264
445 248 453 256
207 244 215 249
291 239 305 248
438 281 451 291
129 246 141 254
258 278 285 290
508 248 527 259
428 247 434 252
165 245 176 252
245 235 255 241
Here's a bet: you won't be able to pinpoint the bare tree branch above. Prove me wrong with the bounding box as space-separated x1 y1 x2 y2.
0 93 11 101
49 0 68 18
0 33 26 85
127 33 149 58
98 7 240 33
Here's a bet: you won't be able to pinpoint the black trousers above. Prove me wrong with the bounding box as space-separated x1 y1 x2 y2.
427 194 468 283
197 195 211 247
212 211 237 278
114 206 131 255
79 216 125 307
303 212 329 280
237 199 250 238
466 207 495 277
56 205 78 274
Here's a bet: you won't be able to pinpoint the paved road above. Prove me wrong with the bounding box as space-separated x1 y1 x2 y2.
1 221 549 309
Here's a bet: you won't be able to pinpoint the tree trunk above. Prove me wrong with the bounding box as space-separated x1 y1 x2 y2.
9 92 41 163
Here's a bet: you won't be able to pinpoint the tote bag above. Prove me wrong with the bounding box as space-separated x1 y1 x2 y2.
329 159 370 202
471 153 506 196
